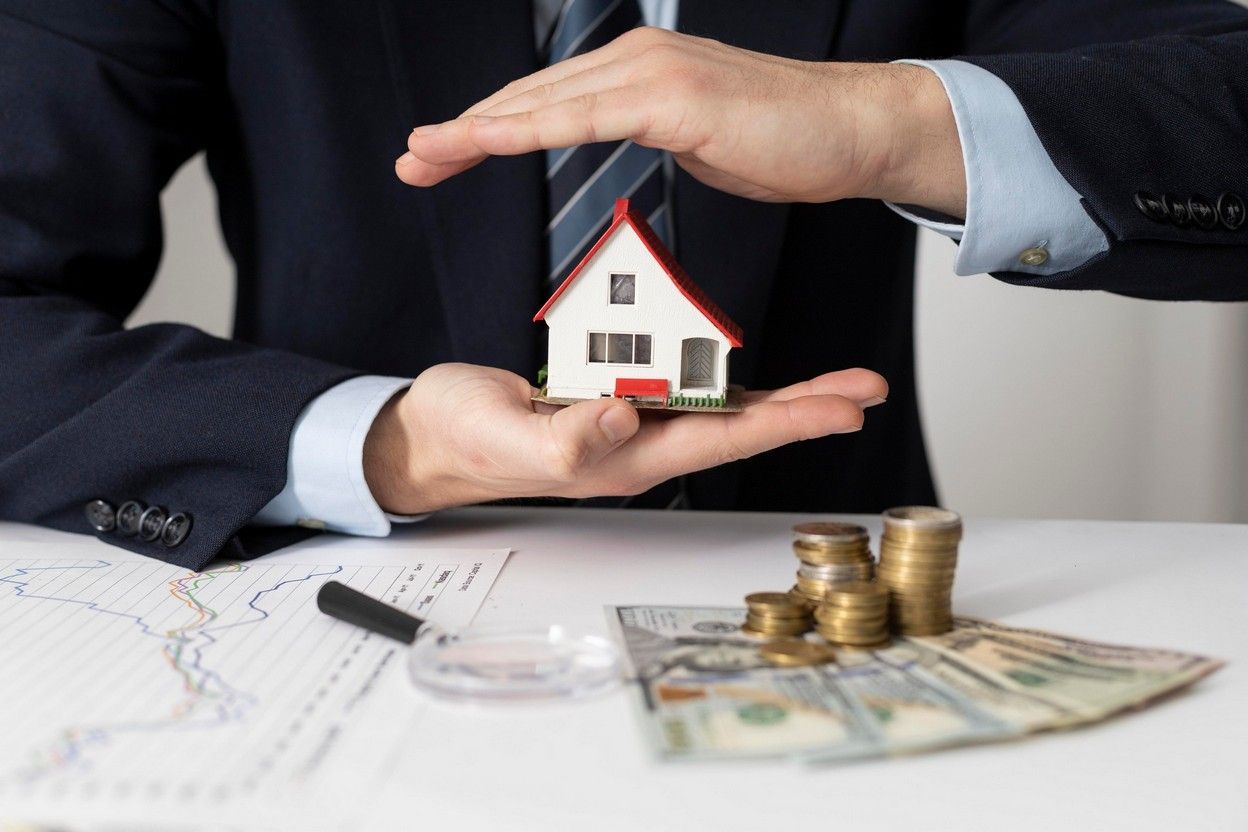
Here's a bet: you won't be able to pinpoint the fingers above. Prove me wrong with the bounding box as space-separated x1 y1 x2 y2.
394 152 479 187
397 86 652 187
535 396 641 482
398 28 684 188
472 63 629 120
742 368 889 407
415 87 648 162
456 43 624 117
603 393 865 490
690 394 865 463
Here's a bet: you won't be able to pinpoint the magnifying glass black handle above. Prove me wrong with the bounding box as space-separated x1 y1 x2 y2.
316 580 426 644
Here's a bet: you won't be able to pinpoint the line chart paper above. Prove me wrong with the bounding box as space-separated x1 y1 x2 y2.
0 540 509 830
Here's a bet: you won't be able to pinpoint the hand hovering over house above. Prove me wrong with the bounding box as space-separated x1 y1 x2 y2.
395 27 967 219
363 363 886 515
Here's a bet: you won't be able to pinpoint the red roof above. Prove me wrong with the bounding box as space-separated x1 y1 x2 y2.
533 198 744 348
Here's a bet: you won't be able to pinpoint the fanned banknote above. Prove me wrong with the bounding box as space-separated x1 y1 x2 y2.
606 606 1223 763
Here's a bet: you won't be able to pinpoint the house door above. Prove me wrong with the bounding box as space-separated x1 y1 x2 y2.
680 338 717 389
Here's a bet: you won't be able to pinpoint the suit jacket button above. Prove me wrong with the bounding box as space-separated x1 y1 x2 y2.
116 501 145 536
138 506 167 541
1188 195 1217 229
1163 194 1190 227
84 499 116 532
1133 191 1168 223
161 513 193 548
1218 191 1245 230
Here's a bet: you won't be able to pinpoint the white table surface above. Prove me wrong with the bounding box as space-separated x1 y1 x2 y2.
335 507 1247 832
6 508 1246 831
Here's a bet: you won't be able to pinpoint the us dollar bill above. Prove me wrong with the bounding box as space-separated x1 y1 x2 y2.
606 607 1223 763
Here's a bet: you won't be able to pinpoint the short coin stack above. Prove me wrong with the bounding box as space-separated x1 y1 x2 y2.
758 638 837 667
741 592 812 638
789 522 875 605
812 581 891 649
876 506 962 636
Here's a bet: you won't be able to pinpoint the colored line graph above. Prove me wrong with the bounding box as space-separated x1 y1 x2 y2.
0 546 506 819
0 560 342 785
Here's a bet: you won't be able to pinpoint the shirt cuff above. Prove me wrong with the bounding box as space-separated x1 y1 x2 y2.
254 375 427 536
887 59 1109 276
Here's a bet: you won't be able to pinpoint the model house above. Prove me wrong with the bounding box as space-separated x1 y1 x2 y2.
534 198 743 408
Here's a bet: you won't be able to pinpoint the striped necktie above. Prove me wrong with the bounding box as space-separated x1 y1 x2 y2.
544 0 671 286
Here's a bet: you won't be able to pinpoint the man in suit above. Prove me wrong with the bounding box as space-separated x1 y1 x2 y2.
1 1 1245 572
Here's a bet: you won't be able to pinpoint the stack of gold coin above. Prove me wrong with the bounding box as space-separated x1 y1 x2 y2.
759 638 837 667
812 582 890 649
876 506 962 636
741 592 813 638
790 522 874 604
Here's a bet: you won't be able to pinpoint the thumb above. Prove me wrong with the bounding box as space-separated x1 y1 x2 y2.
541 398 640 481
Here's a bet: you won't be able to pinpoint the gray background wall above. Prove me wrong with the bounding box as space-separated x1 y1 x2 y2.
129 157 1248 523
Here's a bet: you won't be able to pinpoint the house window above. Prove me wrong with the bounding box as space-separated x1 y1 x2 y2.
634 333 652 364
586 332 653 366
609 273 635 304
587 332 606 363
608 333 632 363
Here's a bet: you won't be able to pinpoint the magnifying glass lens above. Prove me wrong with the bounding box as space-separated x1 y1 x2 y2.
407 624 621 702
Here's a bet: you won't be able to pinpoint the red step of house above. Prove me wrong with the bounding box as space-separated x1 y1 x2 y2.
614 378 668 399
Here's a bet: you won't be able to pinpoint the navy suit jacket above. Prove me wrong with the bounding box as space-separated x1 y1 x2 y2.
1 0 1246 570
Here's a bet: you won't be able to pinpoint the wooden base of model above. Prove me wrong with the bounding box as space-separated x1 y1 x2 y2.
532 385 745 413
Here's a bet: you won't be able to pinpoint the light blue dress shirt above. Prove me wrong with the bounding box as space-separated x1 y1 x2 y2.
256 0 1109 536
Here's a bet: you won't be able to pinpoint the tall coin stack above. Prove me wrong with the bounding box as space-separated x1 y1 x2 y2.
813 581 891 649
789 522 875 606
741 592 812 638
876 506 962 636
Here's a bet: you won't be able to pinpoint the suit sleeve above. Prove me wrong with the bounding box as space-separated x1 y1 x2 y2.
955 0 1248 299
0 1 359 570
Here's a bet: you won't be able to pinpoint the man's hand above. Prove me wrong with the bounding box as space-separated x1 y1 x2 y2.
395 27 966 218
363 363 886 515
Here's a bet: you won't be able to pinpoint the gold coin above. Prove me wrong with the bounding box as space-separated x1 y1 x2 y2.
881 526 962 542
881 531 962 547
745 611 811 625
793 537 869 551
877 547 958 562
745 592 811 618
797 563 873 580
745 591 802 607
792 521 869 543
793 545 872 566
794 576 836 594
816 618 889 631
815 603 890 618
744 616 810 635
787 587 818 604
881 506 962 531
881 540 960 554
816 614 889 628
759 638 838 667
879 568 955 580
885 594 954 605
821 581 889 600
877 550 958 565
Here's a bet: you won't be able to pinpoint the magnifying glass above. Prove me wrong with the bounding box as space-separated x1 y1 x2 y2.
316 581 622 703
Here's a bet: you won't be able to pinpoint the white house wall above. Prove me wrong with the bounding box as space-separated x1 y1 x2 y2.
544 222 730 400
